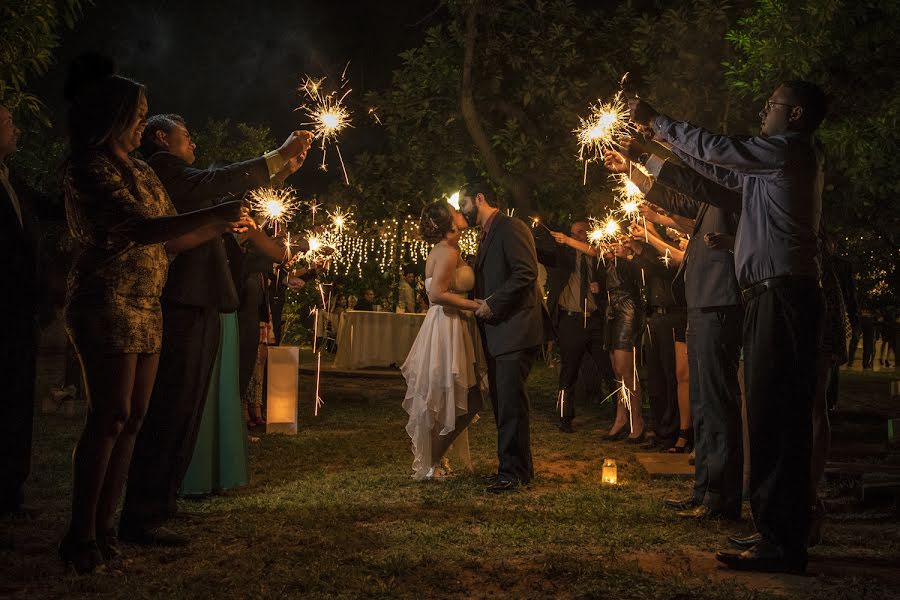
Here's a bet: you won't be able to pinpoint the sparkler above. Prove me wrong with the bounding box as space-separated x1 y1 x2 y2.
328 206 354 233
531 216 553 233
307 199 323 225
575 89 632 184
659 248 672 268
247 187 301 234
296 70 353 185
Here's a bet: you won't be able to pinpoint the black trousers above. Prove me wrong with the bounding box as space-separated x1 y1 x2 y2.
687 306 743 514
744 285 823 556
487 346 537 484
557 312 606 420
0 307 37 512
122 302 220 527
645 310 681 443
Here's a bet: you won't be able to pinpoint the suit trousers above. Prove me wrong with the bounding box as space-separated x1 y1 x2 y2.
122 302 221 527
687 306 743 515
557 313 605 419
744 285 823 556
0 306 37 512
645 311 681 443
487 346 537 484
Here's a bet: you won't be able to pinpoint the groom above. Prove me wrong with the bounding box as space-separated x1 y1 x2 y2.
459 181 544 493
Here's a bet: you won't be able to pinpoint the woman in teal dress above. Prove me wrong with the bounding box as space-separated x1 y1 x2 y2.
180 221 296 495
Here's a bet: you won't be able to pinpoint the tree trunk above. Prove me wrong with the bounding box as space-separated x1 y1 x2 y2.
460 3 532 210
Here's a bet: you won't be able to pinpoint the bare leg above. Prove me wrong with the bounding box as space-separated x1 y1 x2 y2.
431 386 484 464
66 351 138 542
606 350 629 435
95 353 159 534
608 349 644 436
671 341 691 449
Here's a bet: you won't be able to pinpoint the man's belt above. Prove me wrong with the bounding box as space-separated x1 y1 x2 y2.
560 309 601 318
649 306 685 316
741 275 820 303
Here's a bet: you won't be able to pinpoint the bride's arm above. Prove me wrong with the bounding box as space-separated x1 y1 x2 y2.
428 245 480 311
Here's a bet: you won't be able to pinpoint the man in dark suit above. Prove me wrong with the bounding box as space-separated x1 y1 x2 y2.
538 220 609 433
0 104 42 519
608 143 744 522
121 114 312 545
459 181 544 493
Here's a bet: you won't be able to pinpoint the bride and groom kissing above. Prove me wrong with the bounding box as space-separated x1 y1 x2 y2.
401 181 546 493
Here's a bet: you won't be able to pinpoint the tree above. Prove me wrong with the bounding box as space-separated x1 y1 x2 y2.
190 118 275 168
725 0 900 306
0 0 92 120
351 0 633 222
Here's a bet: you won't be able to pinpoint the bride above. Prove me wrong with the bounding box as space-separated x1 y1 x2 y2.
401 199 487 480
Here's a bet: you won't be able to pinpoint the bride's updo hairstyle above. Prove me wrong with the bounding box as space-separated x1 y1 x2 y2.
419 200 455 244
64 53 145 152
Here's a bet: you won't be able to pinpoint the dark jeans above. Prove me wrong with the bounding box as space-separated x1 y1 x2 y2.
557 312 607 420
0 307 37 512
487 346 537 484
687 306 743 514
645 310 682 443
122 302 220 528
744 284 823 556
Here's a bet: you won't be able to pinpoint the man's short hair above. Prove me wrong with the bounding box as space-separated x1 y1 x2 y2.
782 81 827 131
140 113 186 157
460 180 498 207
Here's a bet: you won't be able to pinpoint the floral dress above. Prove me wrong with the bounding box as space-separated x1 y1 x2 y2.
64 151 175 354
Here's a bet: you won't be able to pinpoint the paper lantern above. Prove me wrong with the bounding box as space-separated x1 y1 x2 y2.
266 346 300 434
601 458 618 485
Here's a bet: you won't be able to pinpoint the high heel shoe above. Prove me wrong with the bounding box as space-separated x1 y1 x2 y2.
59 535 105 575
625 429 646 444
602 426 629 442
96 528 122 562
667 429 694 454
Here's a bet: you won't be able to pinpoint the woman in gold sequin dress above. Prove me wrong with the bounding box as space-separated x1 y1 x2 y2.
59 55 246 574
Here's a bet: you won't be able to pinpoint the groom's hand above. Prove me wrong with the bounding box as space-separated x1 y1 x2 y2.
474 299 493 320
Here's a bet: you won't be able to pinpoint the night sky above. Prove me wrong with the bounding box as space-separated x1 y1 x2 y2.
33 0 443 189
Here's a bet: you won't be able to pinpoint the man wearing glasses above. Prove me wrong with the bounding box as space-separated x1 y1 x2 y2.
628 81 827 574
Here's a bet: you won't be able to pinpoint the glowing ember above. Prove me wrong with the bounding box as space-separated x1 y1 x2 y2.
248 187 300 227
296 71 353 184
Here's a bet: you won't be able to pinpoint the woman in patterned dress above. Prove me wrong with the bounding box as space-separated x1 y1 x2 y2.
59 55 246 573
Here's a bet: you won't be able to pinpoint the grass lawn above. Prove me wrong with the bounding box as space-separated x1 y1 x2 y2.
2 358 898 599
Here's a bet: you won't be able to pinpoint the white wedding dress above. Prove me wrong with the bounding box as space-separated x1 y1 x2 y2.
401 264 488 480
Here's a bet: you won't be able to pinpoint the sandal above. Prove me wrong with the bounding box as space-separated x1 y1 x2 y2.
667 429 694 454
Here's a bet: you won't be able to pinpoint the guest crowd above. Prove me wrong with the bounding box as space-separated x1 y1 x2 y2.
0 49 891 579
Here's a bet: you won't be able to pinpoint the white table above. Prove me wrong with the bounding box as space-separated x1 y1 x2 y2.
333 310 426 369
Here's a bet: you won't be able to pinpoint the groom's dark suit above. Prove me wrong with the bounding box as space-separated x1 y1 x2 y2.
475 212 544 484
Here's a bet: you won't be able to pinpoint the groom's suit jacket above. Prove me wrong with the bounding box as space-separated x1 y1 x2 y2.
474 212 545 356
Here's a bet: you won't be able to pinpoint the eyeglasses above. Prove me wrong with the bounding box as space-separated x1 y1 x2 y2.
764 100 796 112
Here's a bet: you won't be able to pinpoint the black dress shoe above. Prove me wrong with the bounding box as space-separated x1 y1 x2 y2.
556 419 574 433
480 473 500 484
715 540 807 574
119 524 189 547
728 532 762 550
664 496 700 510
625 430 646 445
486 479 521 494
676 505 741 521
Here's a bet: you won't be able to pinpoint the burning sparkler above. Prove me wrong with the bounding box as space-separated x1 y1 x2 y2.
248 187 301 234
296 70 353 185
328 206 354 233
575 90 632 184
659 248 672 268
531 216 553 233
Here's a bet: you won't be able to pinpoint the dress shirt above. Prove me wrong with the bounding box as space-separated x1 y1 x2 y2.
650 115 823 288
558 251 597 313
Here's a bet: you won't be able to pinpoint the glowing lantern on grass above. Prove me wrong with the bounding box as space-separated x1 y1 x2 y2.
602 458 618 485
266 346 300 434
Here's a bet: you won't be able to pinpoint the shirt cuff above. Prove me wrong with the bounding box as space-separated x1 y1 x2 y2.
629 167 654 195
264 150 286 177
645 154 667 178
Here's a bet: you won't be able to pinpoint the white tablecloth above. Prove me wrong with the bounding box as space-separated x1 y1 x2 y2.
333 310 426 369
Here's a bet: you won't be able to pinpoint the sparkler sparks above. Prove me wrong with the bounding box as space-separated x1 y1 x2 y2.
248 187 300 230
296 71 353 184
328 206 354 233
575 89 632 183
659 248 672 268
531 216 553 233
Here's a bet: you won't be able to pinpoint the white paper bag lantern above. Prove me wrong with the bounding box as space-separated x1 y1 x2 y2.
266 346 299 434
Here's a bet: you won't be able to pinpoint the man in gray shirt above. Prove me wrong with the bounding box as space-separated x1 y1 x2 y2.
630 80 827 574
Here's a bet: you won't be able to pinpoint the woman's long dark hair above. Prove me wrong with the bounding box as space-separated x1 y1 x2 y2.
64 53 145 153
